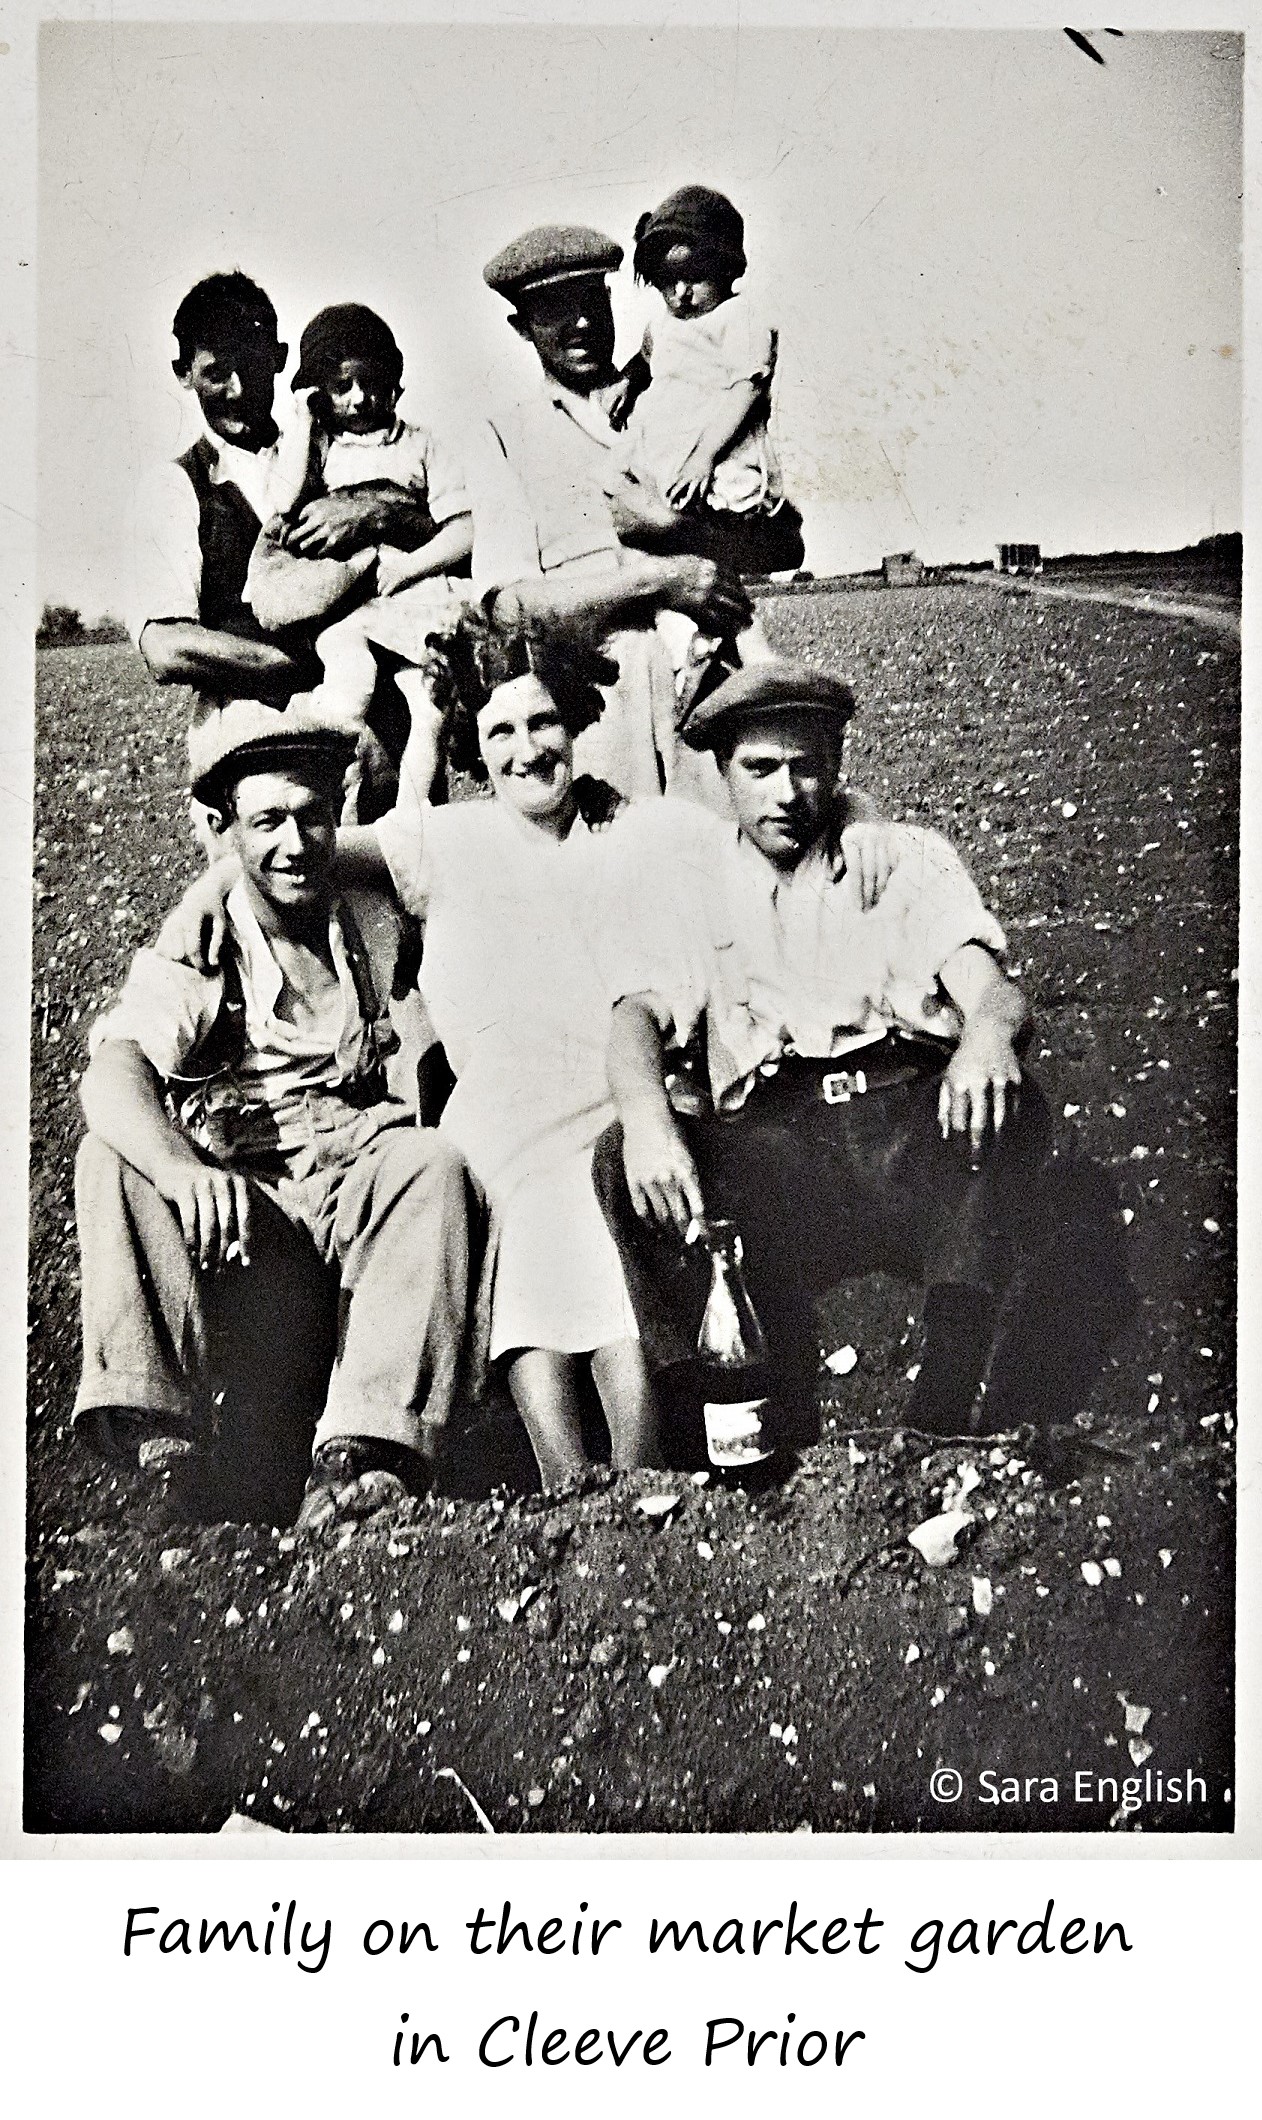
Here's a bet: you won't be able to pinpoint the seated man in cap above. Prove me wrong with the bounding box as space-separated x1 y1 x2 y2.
73 701 481 1529
468 225 753 800
593 661 1129 1461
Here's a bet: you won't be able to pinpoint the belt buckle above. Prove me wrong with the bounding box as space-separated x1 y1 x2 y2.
821 1067 868 1104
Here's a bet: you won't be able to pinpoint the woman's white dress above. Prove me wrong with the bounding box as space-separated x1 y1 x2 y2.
375 797 640 1359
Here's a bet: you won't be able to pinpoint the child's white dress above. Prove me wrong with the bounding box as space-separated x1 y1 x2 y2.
624 293 782 516
246 417 472 653
316 420 470 662
374 796 640 1360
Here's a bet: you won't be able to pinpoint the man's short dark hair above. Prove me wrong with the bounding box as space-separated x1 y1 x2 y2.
171 272 279 373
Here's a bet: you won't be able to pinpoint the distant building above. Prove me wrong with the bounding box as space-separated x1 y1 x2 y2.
998 542 1043 575
882 550 924 586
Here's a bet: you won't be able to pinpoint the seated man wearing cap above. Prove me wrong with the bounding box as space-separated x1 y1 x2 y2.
467 225 752 800
593 661 1128 1458
73 702 480 1529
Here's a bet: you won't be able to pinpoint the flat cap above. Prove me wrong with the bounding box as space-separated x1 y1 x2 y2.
679 658 857 751
188 696 357 808
483 224 624 303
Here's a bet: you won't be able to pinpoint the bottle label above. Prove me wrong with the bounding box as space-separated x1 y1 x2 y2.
703 1397 773 1468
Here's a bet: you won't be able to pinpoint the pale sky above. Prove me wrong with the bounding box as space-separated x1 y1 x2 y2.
38 21 1241 615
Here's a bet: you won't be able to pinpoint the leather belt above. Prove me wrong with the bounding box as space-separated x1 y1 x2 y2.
746 1033 953 1107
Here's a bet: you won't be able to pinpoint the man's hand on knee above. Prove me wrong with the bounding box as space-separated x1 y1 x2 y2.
156 1155 253 1271
937 1028 1023 1160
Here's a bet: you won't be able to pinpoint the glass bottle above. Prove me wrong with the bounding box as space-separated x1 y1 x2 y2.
695 1218 773 1468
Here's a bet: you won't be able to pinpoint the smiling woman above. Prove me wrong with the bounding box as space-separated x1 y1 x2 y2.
354 612 665 1488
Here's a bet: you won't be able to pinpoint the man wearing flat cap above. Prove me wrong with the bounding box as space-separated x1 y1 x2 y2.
72 700 481 1528
465 224 752 798
593 660 1127 1455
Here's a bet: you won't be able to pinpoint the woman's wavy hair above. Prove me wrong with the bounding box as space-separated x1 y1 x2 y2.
419 609 617 780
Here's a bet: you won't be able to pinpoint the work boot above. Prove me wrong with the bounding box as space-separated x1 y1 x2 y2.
295 1436 420 1533
904 1285 998 1437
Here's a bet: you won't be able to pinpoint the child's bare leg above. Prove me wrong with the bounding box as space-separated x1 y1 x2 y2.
340 729 396 825
506 1349 591 1490
590 1338 665 1471
315 611 380 728
734 611 775 663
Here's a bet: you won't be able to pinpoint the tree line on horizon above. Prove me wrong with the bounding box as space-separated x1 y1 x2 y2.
37 604 130 649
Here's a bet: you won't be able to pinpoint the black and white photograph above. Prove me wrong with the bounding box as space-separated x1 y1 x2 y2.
22 14 1241 1841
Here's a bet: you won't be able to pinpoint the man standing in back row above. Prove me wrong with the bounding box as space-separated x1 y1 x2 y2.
467 225 753 799
128 272 443 828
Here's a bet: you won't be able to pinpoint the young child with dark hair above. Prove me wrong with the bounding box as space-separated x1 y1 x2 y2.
608 187 803 706
612 186 805 581
245 303 474 811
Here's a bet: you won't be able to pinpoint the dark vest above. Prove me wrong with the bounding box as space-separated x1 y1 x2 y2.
177 434 268 640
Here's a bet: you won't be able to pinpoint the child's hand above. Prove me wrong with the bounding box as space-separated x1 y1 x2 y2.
838 820 899 911
374 544 414 597
291 386 323 428
666 447 715 511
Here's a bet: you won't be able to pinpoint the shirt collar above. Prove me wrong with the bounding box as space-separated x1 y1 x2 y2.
226 882 359 1030
541 376 617 448
327 419 405 449
731 827 832 899
200 423 277 475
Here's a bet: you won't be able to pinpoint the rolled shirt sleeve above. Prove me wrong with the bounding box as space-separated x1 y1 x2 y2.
465 414 544 596
872 827 1008 1035
124 461 203 646
88 949 224 1078
373 805 436 921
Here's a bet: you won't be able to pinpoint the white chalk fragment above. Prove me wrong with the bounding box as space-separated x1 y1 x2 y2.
908 1510 974 1567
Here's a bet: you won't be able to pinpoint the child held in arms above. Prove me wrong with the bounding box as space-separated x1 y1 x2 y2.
610 185 806 695
246 303 473 812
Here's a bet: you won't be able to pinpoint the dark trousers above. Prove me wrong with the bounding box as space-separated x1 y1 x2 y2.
593 1068 1130 1443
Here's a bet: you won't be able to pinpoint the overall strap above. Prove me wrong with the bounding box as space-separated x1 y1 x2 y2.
335 899 402 1087
166 945 248 1086
335 900 385 1027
